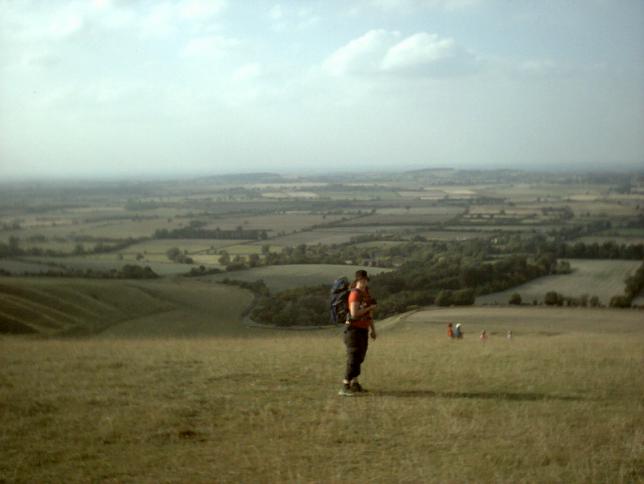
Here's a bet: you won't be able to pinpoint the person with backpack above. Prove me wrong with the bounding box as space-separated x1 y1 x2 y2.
339 270 377 396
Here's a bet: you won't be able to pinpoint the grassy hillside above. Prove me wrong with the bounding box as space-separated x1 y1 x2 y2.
476 259 642 306
0 277 253 337
1 307 642 483
203 264 392 292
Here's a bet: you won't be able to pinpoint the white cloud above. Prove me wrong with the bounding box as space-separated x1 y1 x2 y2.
141 1 226 38
295 7 320 30
382 33 456 71
369 0 482 13
179 0 227 19
269 4 284 20
323 30 400 76
232 63 262 81
518 59 557 75
182 35 239 58
269 3 319 32
49 12 85 38
323 30 477 78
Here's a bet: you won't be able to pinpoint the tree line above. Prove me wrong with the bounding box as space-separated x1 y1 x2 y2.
1 264 159 279
154 225 268 241
0 236 141 258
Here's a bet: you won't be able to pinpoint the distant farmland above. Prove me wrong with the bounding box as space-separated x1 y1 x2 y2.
203 264 393 292
476 259 641 305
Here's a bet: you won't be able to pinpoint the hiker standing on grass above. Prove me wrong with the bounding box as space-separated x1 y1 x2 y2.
339 270 377 396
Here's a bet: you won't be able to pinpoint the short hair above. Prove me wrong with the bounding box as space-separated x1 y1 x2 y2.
355 269 369 281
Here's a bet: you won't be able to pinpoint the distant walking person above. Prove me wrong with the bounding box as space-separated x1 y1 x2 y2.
339 270 377 396
480 329 488 341
454 323 463 339
447 322 454 338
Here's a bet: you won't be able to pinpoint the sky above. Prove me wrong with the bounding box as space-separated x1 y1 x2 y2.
1 0 643 179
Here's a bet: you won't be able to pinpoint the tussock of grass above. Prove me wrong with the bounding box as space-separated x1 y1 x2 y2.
1 309 642 483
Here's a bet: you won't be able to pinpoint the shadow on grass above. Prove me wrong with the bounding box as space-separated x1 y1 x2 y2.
374 389 584 402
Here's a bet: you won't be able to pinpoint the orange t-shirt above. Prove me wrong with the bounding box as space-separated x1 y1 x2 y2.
348 289 372 329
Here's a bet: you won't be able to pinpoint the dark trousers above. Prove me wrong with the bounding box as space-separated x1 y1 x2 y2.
344 327 369 381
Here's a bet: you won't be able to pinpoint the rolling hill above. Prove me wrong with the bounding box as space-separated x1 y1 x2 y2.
0 277 253 337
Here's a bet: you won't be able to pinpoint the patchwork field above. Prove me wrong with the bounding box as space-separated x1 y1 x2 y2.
335 210 462 226
203 264 393 292
202 213 347 234
1 306 642 483
476 259 641 306
2 217 187 242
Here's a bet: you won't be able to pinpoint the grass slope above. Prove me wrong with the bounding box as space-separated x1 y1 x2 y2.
1 307 642 482
0 277 253 337
477 259 642 305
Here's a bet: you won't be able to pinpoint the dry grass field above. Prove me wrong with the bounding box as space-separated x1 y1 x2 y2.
1 306 642 483
477 259 642 306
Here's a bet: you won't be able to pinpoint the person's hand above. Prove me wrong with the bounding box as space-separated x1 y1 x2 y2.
370 330 377 340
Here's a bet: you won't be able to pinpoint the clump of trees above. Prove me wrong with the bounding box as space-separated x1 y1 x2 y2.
543 291 602 307
166 247 193 264
124 199 161 211
624 261 644 304
154 221 268 241
184 265 222 277
607 260 644 308
250 285 329 326
435 289 475 307
220 278 270 296
509 293 522 305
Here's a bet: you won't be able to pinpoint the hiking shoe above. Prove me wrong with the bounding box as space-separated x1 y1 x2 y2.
350 382 368 393
338 384 354 397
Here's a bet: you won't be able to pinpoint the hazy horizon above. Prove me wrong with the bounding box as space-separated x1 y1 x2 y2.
1 0 643 179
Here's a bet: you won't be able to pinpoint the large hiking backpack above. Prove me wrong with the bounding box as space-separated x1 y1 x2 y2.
329 277 351 325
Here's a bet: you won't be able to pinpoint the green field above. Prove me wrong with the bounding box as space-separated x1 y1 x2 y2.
476 259 641 305
203 264 393 292
1 305 642 482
